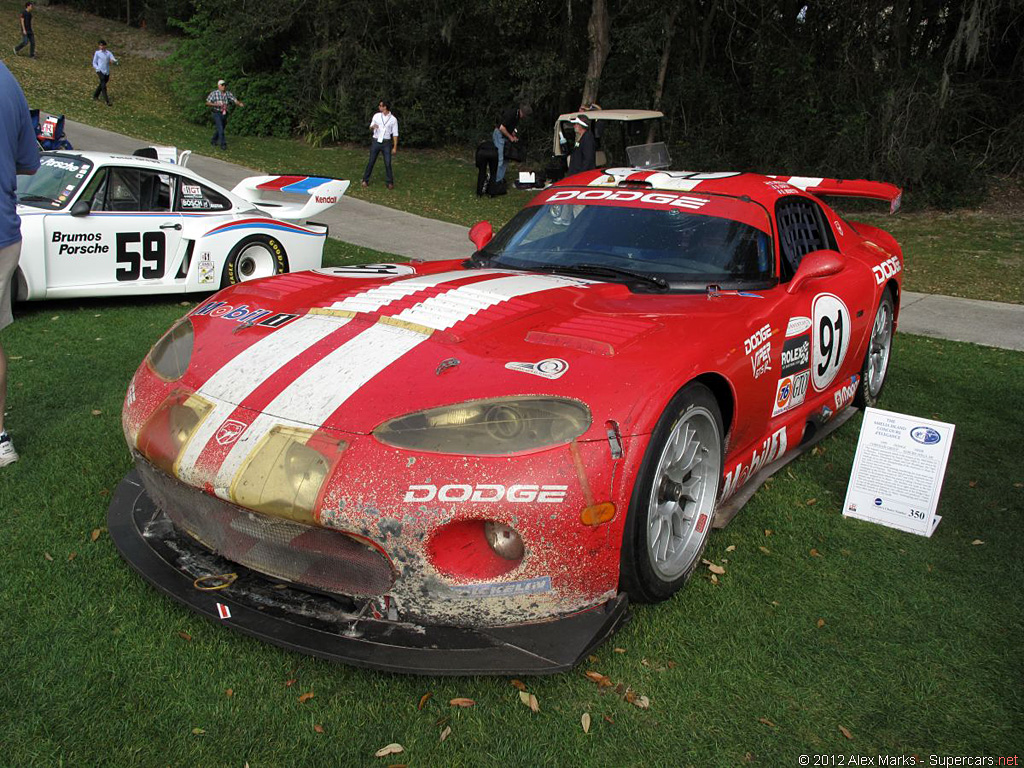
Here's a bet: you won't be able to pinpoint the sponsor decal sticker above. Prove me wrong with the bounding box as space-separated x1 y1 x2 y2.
744 323 773 379
314 263 417 278
51 231 108 255
450 577 552 599
811 293 851 391
404 484 568 504
910 426 941 445
216 603 232 620
721 427 788 500
545 188 708 210
181 184 202 197
833 374 860 410
192 300 299 329
872 255 902 284
772 371 810 416
780 334 811 376
765 180 798 195
505 358 569 380
215 419 248 446
198 253 215 285
785 316 812 336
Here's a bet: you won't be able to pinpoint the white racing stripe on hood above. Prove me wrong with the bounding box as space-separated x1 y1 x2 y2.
176 314 350 483
329 269 508 314
211 272 591 493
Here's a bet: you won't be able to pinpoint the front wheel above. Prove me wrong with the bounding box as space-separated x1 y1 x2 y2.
222 234 288 287
854 290 895 408
619 382 723 603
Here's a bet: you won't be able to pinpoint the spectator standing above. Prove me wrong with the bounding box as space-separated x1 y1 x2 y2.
361 100 399 189
492 103 531 183
0 61 41 467
567 114 596 176
206 79 244 150
91 40 118 106
13 2 34 58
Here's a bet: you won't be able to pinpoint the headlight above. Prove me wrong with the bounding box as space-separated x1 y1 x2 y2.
231 426 346 524
135 392 213 474
373 397 592 455
148 319 194 381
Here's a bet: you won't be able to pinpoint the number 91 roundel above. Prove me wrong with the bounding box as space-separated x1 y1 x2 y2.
811 293 851 391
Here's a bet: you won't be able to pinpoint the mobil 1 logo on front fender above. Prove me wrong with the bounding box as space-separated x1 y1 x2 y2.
811 293 851 392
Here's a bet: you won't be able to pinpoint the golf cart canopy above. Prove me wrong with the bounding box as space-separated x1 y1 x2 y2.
552 109 664 156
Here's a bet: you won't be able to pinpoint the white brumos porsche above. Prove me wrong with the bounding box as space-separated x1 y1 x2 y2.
13 151 349 300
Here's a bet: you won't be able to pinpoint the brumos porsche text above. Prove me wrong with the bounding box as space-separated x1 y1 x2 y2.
52 231 108 255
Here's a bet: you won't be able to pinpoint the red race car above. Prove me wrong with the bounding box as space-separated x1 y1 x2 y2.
109 169 903 674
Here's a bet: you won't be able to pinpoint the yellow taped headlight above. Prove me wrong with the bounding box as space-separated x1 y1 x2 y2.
231 426 345 524
373 396 591 455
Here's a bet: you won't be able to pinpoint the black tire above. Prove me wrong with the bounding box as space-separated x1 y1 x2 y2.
222 234 288 287
619 382 724 603
854 289 895 408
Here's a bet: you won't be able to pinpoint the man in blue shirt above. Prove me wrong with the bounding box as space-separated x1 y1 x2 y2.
0 62 39 467
91 39 118 106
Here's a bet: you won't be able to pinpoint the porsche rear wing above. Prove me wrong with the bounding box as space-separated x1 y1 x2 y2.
232 175 350 222
770 176 903 214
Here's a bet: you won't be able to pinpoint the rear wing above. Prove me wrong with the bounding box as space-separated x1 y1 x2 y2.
231 175 350 222
770 176 903 214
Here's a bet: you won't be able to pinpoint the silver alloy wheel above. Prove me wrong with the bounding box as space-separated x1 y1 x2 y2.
234 243 277 281
866 298 893 398
646 406 722 581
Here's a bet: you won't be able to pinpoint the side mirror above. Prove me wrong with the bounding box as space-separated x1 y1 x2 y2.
468 220 493 251
787 249 845 294
70 199 91 217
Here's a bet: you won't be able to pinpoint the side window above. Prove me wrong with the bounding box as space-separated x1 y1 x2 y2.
79 169 109 211
775 197 837 280
175 180 232 212
139 171 174 212
104 167 144 212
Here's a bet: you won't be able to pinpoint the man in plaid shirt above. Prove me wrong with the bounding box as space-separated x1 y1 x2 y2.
205 79 244 150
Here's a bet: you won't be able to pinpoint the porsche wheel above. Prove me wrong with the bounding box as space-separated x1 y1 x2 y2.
854 290 895 408
620 383 723 603
222 235 287 287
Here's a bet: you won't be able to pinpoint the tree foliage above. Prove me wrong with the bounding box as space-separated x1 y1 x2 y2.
55 0 1024 205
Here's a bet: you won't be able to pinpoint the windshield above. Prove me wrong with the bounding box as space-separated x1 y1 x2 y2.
478 189 775 290
16 154 94 210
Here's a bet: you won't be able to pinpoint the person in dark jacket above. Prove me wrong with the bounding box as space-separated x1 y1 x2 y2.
567 114 596 177
13 2 34 58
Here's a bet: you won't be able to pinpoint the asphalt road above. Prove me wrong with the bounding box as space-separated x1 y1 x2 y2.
64 119 1024 352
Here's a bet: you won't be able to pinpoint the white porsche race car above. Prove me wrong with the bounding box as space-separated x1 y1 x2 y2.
13 151 349 300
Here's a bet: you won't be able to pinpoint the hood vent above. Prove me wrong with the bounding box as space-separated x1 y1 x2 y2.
527 316 657 356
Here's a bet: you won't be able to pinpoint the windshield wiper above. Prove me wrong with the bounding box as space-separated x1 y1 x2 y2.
535 263 670 291
18 194 57 203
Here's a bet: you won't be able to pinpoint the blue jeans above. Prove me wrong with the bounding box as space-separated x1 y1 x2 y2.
211 111 227 148
362 140 393 185
15 33 34 57
493 128 508 182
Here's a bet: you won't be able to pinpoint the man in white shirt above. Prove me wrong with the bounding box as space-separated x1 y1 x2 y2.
91 39 118 106
361 99 399 189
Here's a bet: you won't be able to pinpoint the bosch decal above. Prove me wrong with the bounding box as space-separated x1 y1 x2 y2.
404 484 569 504
872 255 902 284
505 358 569 380
780 334 811 376
721 427 788 500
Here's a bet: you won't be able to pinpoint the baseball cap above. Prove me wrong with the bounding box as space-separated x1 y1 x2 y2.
570 115 590 128
217 79 226 86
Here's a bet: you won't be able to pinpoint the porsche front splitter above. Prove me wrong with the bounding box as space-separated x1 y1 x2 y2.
107 470 630 676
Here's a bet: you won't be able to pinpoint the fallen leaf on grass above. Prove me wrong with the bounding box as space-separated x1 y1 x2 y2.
707 562 725 575
968 480 977 488
449 697 475 707
298 691 315 704
529 694 539 713
44 552 53 562
90 528 102 542
816 618 826 628
810 548 822 557
764 529 773 536
759 546 771 555
581 712 591 733
313 724 324 734
667 661 677 669
710 574 719 585
518 690 539 712
613 647 626 653
839 725 853 740
971 539 984 545
585 671 612 687
805 498 817 506
191 727 205 735
603 715 614 724
439 725 451 742
588 654 599 663
177 631 192 641
418 692 432 710
630 694 650 710
374 743 404 758
225 688 233 697
758 717 776 727
726 545 736 552
67 552 77 561
285 678 296 687
510 679 526 691
91 409 102 416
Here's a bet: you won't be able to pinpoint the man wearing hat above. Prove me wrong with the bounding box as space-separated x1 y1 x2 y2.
205 79 244 150
567 114 596 176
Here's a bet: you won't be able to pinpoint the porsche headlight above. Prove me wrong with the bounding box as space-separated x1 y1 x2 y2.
373 397 591 455
148 318 194 381
231 426 346 524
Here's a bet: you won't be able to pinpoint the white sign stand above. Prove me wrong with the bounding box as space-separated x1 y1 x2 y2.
842 407 955 537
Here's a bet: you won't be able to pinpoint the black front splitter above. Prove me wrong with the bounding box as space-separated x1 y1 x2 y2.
107 470 630 676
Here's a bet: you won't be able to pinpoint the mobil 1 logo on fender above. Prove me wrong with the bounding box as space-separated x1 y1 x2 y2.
780 334 810 376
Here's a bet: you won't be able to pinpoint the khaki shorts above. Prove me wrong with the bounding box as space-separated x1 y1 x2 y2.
0 240 22 332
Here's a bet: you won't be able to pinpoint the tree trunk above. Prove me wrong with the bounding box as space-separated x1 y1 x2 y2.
647 5 680 144
581 0 611 107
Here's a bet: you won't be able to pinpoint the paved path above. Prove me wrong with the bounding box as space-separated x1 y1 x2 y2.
65 120 1024 352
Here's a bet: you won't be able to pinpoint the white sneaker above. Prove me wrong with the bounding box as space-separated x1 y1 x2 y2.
0 433 18 467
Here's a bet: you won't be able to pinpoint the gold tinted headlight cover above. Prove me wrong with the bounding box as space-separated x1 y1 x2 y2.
374 397 591 455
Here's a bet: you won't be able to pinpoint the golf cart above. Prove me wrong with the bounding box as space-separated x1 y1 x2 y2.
548 108 669 181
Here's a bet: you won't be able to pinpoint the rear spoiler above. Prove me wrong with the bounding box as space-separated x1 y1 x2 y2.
770 176 903 214
232 175 350 222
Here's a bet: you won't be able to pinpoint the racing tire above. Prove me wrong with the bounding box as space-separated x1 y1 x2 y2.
222 234 288 287
853 289 895 408
619 382 723 603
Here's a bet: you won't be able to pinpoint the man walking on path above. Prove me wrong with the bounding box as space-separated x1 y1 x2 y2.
361 100 399 189
13 2 34 58
206 79 244 150
91 40 118 106
0 62 41 467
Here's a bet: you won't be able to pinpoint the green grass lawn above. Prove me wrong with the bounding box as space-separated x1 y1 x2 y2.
4 0 1022 304
0 246 1022 764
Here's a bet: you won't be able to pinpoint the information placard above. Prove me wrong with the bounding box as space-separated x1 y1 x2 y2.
842 407 955 536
